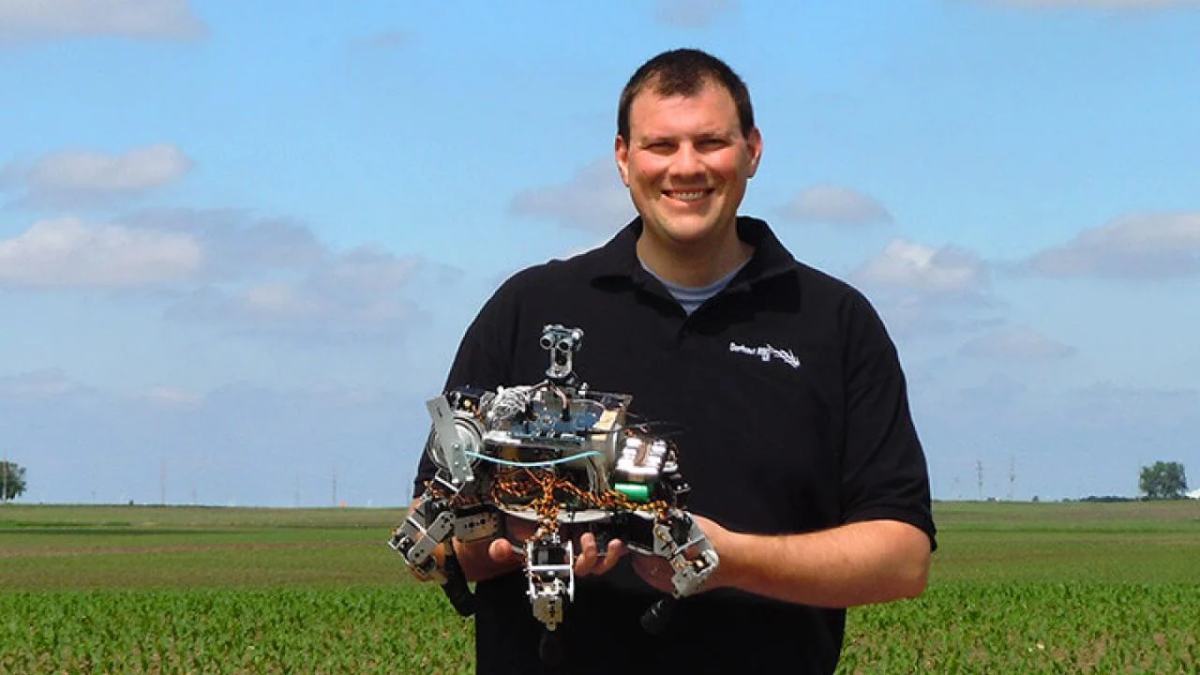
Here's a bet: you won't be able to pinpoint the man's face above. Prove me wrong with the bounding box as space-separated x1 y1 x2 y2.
615 79 762 256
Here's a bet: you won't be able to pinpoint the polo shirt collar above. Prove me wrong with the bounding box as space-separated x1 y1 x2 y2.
591 216 797 290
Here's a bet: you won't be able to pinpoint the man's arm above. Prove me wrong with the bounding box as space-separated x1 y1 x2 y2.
634 516 931 608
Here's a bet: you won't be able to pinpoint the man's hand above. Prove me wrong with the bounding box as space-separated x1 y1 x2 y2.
571 530 628 577
456 515 629 582
630 513 725 594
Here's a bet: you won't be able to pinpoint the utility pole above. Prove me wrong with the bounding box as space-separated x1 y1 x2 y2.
1008 455 1016 501
332 465 338 507
160 458 166 506
2 446 8 503
976 459 984 501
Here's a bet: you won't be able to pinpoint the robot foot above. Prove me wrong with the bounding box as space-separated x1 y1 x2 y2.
640 596 676 635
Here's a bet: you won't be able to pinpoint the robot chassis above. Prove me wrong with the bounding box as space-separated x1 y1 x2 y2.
390 324 719 637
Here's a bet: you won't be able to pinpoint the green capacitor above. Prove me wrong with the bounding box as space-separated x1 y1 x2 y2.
614 482 651 502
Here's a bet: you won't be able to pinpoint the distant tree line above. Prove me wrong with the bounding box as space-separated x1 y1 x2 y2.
1079 495 1137 503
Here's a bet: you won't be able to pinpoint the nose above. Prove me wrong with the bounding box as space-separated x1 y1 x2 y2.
670 143 705 178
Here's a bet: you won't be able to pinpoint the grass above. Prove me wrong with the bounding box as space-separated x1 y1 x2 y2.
2 500 1198 673
929 500 1200 584
0 587 474 675
0 505 405 591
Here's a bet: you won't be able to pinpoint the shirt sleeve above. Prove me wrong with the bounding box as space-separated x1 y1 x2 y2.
838 290 937 550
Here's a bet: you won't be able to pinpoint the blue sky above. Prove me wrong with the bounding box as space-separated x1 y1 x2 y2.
1 0 1197 506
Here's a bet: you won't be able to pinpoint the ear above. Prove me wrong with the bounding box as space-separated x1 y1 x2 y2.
745 127 763 178
614 134 631 187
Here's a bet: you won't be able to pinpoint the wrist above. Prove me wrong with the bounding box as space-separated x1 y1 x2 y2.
708 529 747 591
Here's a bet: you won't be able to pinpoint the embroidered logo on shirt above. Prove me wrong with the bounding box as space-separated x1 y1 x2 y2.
728 341 801 369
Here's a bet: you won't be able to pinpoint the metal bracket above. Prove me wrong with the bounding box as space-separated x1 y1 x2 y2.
426 395 475 487
651 512 719 597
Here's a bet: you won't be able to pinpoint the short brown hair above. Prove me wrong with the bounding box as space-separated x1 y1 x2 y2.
617 48 755 142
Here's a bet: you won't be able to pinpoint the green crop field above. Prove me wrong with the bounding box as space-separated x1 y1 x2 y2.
1 501 1198 673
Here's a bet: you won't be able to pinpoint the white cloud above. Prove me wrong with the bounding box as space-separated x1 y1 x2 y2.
5 144 193 207
312 247 420 295
140 386 202 409
868 297 954 336
237 282 324 321
167 246 427 344
781 184 893 226
854 239 989 297
0 207 433 343
1026 212 1200 279
0 217 202 288
0 369 79 399
0 0 206 42
509 159 634 233
655 0 738 27
119 208 326 279
868 296 1006 339
853 240 996 338
960 327 1077 361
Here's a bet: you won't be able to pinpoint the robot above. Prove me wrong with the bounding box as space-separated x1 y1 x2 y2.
389 324 719 644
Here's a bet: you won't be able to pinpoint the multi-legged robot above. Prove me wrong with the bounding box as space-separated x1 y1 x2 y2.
390 324 718 639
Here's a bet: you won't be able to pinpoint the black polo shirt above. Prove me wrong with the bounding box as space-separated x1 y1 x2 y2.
415 216 936 675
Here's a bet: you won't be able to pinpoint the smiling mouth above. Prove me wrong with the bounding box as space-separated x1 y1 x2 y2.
663 189 713 202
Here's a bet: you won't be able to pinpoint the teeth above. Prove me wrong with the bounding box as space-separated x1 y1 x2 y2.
671 190 708 201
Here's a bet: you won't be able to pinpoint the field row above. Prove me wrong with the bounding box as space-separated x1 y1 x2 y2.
2 583 1197 674
1 587 473 675
2 502 1198 673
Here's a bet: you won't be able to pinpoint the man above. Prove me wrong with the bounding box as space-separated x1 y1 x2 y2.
413 48 936 674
